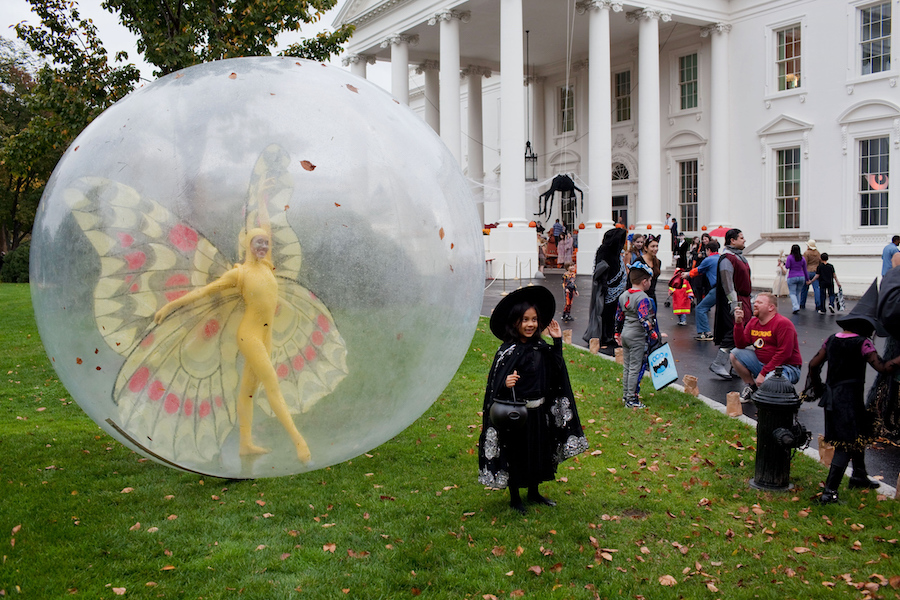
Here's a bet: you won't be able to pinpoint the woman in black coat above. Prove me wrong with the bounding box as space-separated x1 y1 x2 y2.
582 227 627 349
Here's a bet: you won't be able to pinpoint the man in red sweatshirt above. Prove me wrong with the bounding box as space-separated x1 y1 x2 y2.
730 292 803 402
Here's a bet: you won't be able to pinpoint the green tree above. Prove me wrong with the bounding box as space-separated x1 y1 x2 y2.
101 0 355 77
2 2 139 253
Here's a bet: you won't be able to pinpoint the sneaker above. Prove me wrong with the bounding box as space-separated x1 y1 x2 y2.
695 332 714 341
625 399 646 409
829 305 835 314
817 310 826 315
739 385 756 403
677 321 687 326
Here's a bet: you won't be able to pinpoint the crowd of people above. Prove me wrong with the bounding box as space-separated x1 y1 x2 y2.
482 226 900 512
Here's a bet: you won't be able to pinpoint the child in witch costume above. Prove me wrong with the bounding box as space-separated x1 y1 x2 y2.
478 286 589 514
802 280 900 504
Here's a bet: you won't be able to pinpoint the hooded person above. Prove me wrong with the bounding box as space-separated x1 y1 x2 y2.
803 280 900 503
709 229 752 379
867 268 900 438
583 227 628 349
479 286 589 514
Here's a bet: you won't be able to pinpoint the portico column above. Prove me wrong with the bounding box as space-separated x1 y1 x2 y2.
499 0 526 223
702 23 732 228
342 54 376 79
416 60 441 133
381 34 418 105
630 8 671 228
463 65 491 225
579 1 620 229
430 9 470 165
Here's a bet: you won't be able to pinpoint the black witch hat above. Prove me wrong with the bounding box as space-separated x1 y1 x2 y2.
836 279 887 337
489 286 556 341
877 267 900 339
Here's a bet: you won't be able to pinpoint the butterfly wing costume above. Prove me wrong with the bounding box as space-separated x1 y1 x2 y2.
64 145 348 462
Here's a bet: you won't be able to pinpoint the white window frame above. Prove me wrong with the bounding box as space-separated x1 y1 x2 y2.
665 131 707 235
557 83 576 136
612 68 633 124
837 100 898 234
857 136 891 227
765 16 807 99
668 44 702 118
846 0 897 85
757 115 812 233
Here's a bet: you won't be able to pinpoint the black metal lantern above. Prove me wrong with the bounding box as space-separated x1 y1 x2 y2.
524 141 537 182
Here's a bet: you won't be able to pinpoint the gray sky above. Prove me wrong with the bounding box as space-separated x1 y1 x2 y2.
1 0 377 84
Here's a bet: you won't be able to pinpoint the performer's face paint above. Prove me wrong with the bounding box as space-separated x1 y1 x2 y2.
517 307 539 341
250 235 270 259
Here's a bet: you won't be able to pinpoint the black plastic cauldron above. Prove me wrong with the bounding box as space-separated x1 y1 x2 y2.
489 397 528 431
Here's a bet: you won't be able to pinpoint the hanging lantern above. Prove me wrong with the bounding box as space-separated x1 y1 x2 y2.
524 142 538 182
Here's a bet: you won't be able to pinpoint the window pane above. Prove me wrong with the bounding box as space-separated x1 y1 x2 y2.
559 85 575 133
859 136 890 226
861 2 891 75
777 25 802 90
679 54 698 110
678 160 699 232
615 71 631 122
776 148 800 229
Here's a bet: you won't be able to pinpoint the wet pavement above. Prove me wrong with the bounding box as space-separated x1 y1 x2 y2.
482 268 900 491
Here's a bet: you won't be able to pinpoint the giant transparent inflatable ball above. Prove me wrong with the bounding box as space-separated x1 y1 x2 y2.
30 57 484 479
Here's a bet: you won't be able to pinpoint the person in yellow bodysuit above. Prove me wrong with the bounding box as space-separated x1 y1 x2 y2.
153 197 311 463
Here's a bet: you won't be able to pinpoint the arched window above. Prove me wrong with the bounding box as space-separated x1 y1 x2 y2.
612 162 630 180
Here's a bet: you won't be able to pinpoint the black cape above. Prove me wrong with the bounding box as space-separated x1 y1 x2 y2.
582 259 610 344
478 338 589 489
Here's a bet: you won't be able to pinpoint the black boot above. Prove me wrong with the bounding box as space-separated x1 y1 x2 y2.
527 484 556 507
820 463 846 504
509 487 526 515
848 452 880 489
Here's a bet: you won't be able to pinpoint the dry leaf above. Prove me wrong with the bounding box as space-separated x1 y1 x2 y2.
549 563 563 573
147 527 158 533
510 591 525 598
112 588 126 595
515 546 524 556
659 575 678 586
323 543 336 553
301 160 316 171
129 522 141 531
491 546 505 556
528 565 543 575
160 565 175 571
793 547 810 554
439 228 445 240
640 546 650 554
121 487 134 494
11 525 21 535
256 545 266 551
167 515 177 520
482 595 498 600
280 553 291 561
346 84 358 93
228 73 237 79
256 500 266 507
706 583 719 592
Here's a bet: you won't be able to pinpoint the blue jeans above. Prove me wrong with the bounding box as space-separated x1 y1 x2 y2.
695 288 716 333
730 348 801 383
787 276 805 312
801 271 820 310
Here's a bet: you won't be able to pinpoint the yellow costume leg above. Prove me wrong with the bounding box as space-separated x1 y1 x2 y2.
240 337 311 463
237 364 270 456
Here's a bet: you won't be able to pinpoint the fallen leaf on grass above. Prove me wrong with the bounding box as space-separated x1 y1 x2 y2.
793 547 810 554
147 527 158 533
659 575 677 586
256 545 266 551
323 543 336 553
528 565 543 575
482 595 498 600
121 487 134 494
112 588 126 595
129 522 141 531
510 590 525 597
280 553 291 561
256 500 266 507
160 566 175 571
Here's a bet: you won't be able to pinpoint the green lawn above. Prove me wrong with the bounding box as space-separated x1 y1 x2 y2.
1 283 898 599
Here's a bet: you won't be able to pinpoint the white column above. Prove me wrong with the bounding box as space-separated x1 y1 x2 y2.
430 9 470 165
580 1 620 228
416 61 441 133
499 0 526 223
464 65 490 226
489 0 536 279
381 34 418 105
703 22 732 228
342 54 376 79
631 8 670 228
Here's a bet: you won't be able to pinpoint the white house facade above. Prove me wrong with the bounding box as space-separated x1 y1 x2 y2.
334 0 898 292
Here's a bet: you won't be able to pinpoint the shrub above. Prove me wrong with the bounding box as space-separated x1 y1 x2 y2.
0 241 30 283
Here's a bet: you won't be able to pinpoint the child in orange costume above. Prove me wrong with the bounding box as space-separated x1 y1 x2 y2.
668 268 694 326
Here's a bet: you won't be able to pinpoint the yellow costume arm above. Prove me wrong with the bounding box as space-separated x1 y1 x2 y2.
154 269 240 324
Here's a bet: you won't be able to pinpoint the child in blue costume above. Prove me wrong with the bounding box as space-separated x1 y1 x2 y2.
478 286 589 515
803 281 900 503
615 263 664 409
